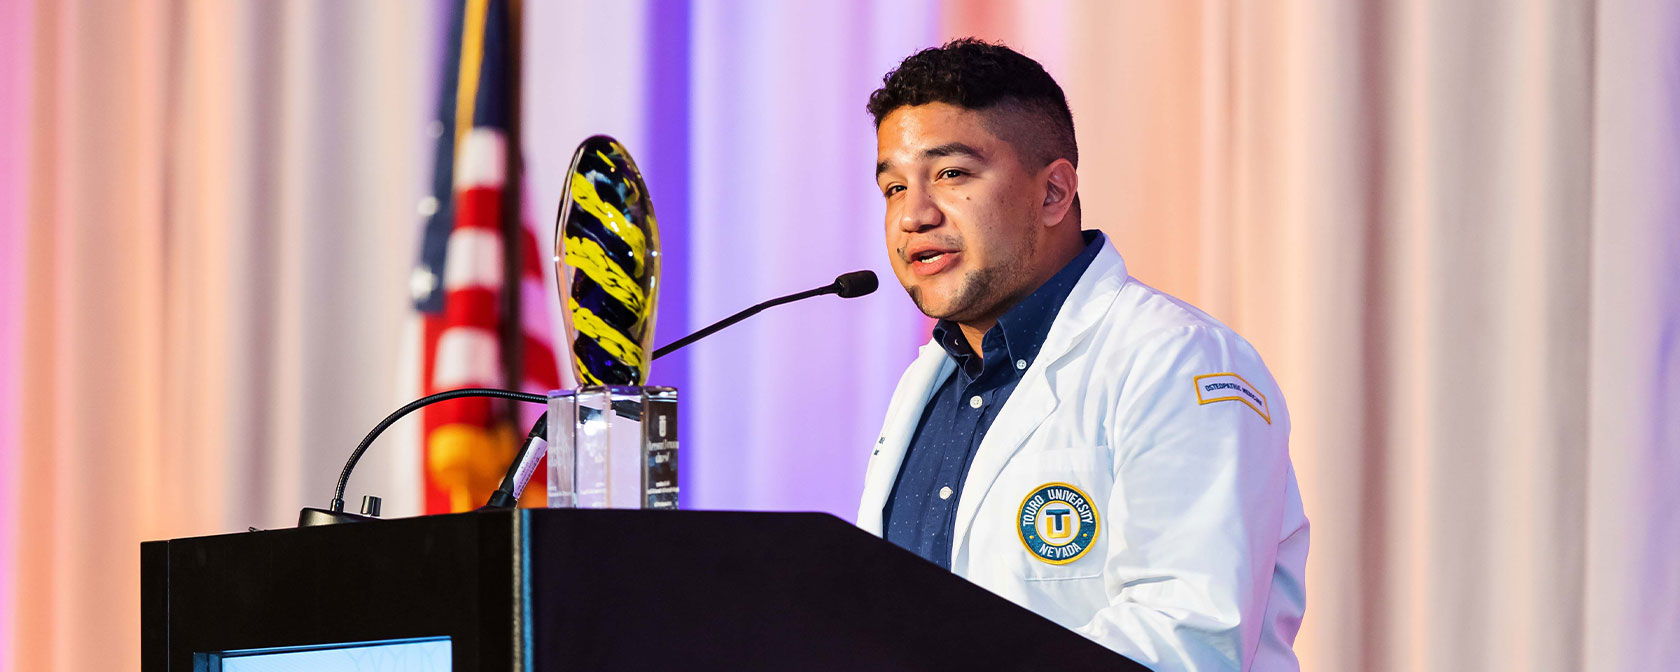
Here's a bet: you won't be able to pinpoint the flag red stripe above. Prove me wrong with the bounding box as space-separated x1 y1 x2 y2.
518 224 544 280
454 187 503 232
435 287 499 341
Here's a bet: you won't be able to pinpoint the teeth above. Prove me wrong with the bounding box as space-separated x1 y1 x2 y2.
917 253 945 264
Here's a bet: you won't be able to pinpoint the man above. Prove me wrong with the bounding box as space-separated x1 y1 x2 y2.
856 39 1309 671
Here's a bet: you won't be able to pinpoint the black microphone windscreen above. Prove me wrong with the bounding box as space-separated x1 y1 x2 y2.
834 271 878 298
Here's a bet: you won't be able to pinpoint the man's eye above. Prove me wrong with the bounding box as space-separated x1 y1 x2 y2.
884 185 905 197
939 169 965 179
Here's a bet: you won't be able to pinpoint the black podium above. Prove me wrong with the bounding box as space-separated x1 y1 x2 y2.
142 509 1141 670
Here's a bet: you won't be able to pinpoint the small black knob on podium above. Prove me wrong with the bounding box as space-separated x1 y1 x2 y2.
360 495 382 518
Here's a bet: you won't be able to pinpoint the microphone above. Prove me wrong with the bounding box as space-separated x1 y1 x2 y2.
833 270 879 298
302 270 879 525
650 270 878 360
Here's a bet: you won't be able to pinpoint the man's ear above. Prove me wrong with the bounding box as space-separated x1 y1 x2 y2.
1040 158 1078 227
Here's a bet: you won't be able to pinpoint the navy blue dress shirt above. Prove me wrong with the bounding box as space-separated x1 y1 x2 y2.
883 231 1105 568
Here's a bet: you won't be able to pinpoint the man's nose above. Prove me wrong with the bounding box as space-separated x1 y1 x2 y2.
895 186 941 233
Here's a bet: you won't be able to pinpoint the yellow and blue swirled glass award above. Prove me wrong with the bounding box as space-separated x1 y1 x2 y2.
547 136 677 510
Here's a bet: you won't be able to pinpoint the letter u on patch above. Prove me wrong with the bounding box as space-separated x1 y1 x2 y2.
1193 372 1271 424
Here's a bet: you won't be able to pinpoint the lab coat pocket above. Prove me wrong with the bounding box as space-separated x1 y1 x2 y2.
1002 447 1111 582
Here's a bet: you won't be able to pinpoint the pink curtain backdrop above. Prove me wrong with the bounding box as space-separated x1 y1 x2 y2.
0 0 36 664
2 1 1677 670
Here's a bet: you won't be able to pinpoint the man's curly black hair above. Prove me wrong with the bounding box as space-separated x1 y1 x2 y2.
867 38 1078 172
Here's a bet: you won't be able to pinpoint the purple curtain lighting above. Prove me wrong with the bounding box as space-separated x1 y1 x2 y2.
524 1 940 518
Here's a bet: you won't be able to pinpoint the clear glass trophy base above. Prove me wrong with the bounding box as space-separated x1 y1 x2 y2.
546 386 678 510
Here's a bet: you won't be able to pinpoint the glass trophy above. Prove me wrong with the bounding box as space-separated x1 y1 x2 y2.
546 135 677 510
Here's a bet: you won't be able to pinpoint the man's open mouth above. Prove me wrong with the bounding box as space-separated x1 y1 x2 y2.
906 247 959 276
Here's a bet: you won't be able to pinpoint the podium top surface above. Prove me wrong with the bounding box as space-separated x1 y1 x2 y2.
143 509 1140 671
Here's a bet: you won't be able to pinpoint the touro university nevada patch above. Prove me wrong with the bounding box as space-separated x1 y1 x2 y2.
1018 482 1100 565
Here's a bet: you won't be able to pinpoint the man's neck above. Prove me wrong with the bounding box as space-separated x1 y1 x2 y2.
957 321 995 358
953 230 1088 359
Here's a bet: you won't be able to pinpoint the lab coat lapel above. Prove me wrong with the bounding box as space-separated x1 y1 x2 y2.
948 367 1060 564
856 341 955 535
948 245 1128 565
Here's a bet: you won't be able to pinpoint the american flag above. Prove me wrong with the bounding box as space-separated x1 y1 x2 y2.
412 0 558 513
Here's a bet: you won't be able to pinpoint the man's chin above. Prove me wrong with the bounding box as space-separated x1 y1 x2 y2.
910 294 967 323
908 279 1010 325
905 276 981 321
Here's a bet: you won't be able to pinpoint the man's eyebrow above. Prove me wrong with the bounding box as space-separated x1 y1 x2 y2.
876 143 986 177
923 142 985 161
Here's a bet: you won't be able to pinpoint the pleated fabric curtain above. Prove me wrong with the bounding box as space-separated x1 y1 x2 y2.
1013 2 1677 669
0 2 442 669
1 1 1676 671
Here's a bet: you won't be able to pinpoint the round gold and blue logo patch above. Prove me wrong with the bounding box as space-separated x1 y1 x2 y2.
1017 482 1099 565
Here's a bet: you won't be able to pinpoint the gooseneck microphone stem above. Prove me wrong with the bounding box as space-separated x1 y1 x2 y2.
650 285 834 361
330 387 547 513
648 271 873 360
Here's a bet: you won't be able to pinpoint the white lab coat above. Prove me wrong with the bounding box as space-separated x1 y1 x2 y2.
858 242 1308 671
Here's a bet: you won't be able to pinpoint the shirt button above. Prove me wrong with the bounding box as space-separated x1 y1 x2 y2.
969 395 983 408
939 486 953 500
1015 359 1027 370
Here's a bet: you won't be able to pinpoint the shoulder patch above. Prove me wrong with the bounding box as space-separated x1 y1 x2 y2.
1193 372 1271 424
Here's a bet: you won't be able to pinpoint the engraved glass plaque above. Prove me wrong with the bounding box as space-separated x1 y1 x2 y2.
546 135 676 509
547 386 677 509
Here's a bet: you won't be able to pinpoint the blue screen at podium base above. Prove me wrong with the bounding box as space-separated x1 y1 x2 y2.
209 637 451 672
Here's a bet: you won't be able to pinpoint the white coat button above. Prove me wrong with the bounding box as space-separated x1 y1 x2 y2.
939 486 953 500
1015 359 1027 370
969 395 983 408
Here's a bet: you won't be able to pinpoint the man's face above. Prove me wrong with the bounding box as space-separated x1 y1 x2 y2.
875 103 1043 326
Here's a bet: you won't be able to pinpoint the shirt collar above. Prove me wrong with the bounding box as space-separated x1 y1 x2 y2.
931 230 1106 374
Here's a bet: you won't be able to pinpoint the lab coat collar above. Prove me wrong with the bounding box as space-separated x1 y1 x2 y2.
948 239 1128 569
